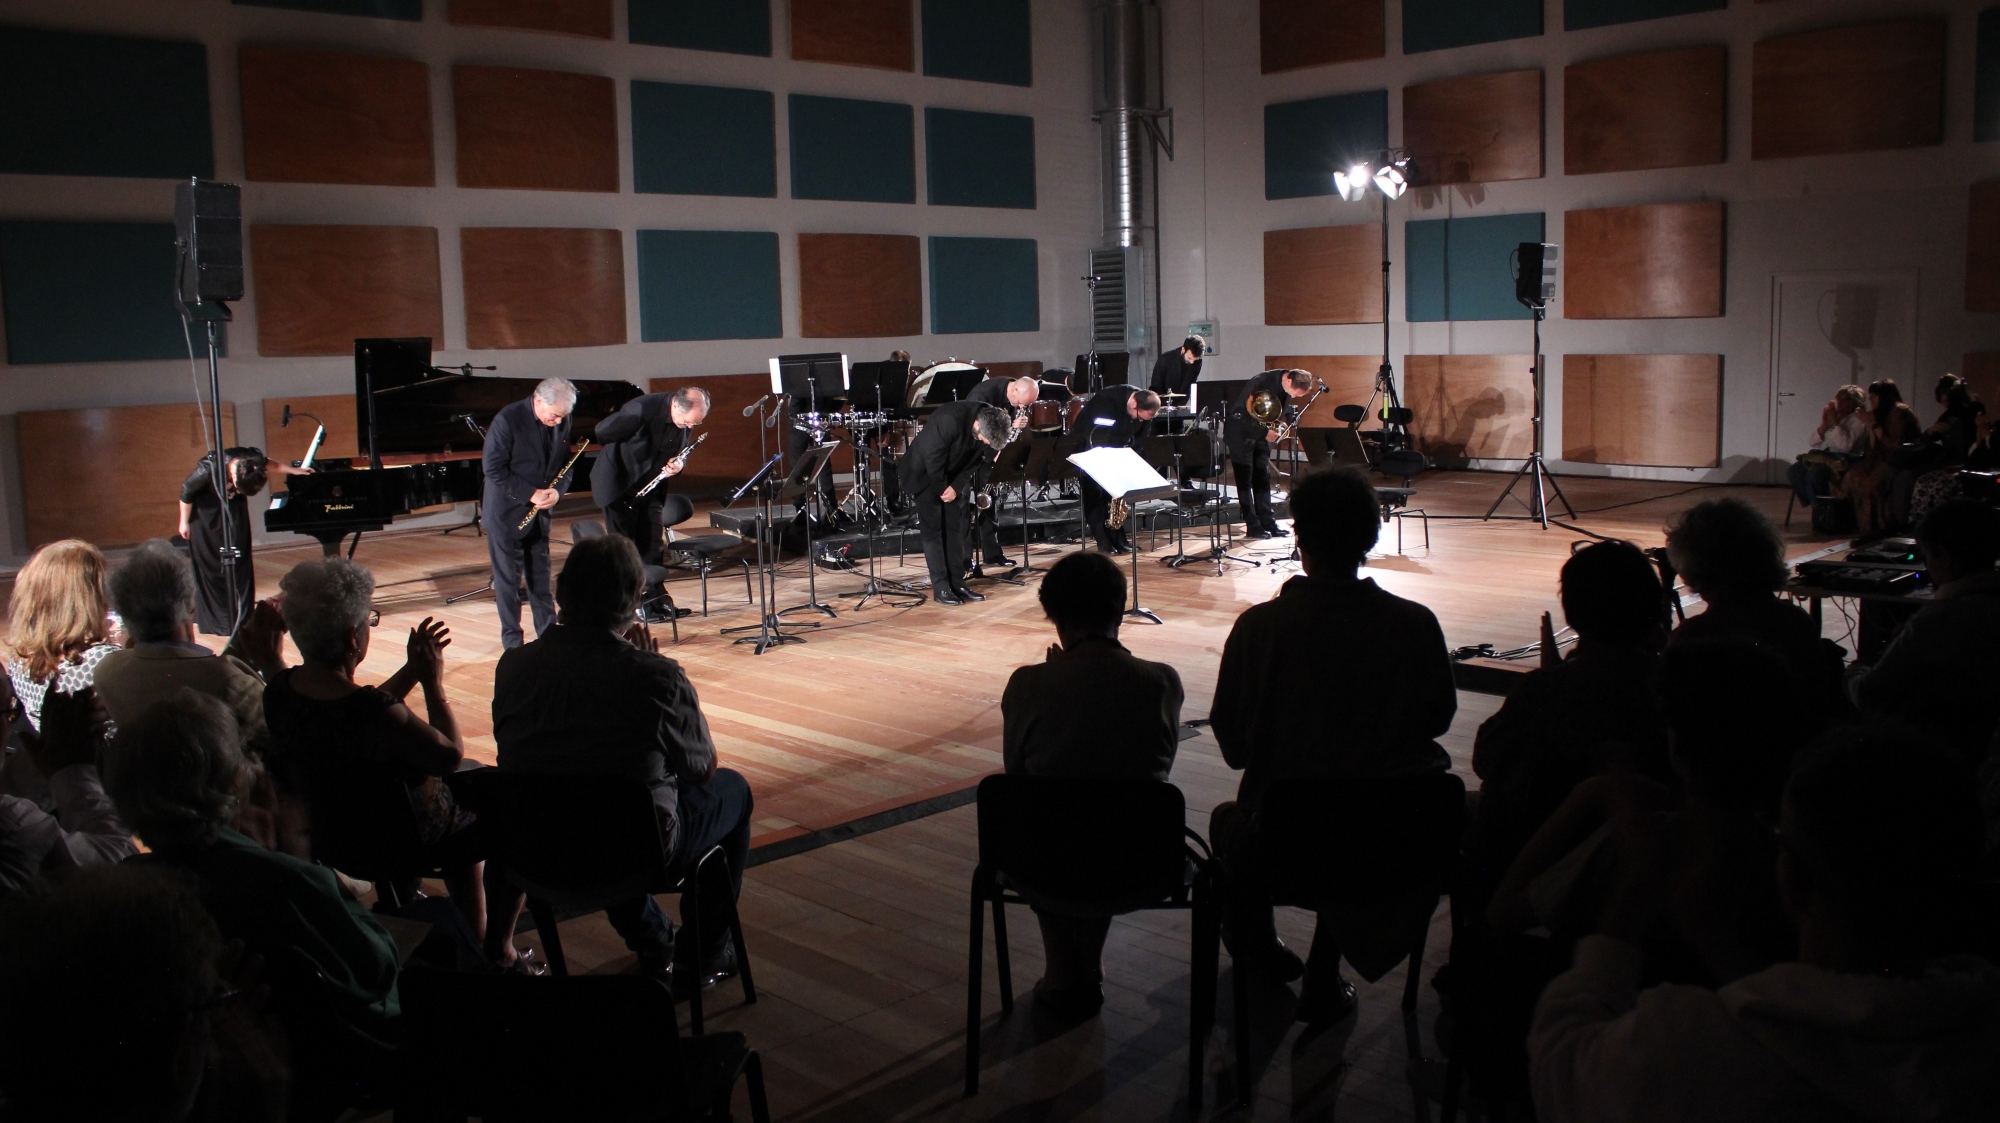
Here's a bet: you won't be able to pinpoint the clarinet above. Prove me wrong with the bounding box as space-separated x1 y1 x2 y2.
516 440 590 531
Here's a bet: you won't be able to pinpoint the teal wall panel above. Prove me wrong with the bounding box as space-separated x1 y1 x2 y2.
1405 212 1544 322
1565 0 1724 32
633 82 775 197
233 0 421 18
789 95 915 204
923 0 1031 87
1264 90 1388 200
0 26 213 179
930 237 1039 334
1 222 196 364
629 0 771 56
1403 0 1541 55
925 108 1035 209
637 230 781 342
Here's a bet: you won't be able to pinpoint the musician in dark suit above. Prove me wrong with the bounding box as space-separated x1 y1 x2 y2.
965 376 1038 566
178 448 311 635
902 402 1011 606
483 379 578 649
1075 385 1162 555
590 387 709 620
1148 335 1206 399
1225 369 1314 539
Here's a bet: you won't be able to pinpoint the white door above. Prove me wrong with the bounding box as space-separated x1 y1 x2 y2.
1768 271 1920 478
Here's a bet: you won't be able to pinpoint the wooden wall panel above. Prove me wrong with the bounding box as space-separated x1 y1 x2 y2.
1264 225 1383 325
1968 182 2000 313
792 0 912 71
1261 0 1384 74
1561 354 1720 468
250 225 443 357
1962 354 2000 414
461 228 625 349
1404 69 1542 186
453 65 618 191
240 47 433 186
647 374 766 495
1265 355 1382 427
262 394 361 482
798 233 922 338
20 403 235 549
1752 19 1945 160
1563 202 1724 320
448 0 612 38
1565 45 1726 175
1405 354 1534 462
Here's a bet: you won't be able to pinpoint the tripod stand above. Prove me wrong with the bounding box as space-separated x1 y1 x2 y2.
839 424 925 609
777 442 839 620
721 455 811 654
1482 306 1575 528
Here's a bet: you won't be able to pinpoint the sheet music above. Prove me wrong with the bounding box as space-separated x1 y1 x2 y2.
1067 447 1177 502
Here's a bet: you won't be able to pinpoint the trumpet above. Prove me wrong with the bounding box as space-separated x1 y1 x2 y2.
516 439 590 531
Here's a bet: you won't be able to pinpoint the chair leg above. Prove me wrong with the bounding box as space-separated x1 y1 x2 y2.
743 1050 772 1123
684 889 706 1034
1189 889 1221 1112
1234 944 1253 1108
1403 928 1429 1014
706 849 757 1006
528 898 566 977
991 896 1013 1013
741 561 754 604
1785 488 1796 527
663 591 680 643
965 878 986 1097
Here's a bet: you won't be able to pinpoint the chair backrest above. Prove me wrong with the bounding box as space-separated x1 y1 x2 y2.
300 764 431 881
1254 773 1466 905
977 775 1189 909
1327 425 1374 468
1382 406 1414 427
572 518 607 544
1332 404 1366 426
1379 448 1428 481
454 769 673 901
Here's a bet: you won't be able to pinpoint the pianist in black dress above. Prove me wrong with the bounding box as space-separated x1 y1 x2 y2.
178 447 311 636
483 379 578 649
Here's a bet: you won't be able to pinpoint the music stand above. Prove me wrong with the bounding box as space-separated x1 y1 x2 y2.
719 454 807 654
1003 436 1064 579
1143 432 1213 568
968 438 1033 588
776 442 841 621
847 360 911 417
837 419 926 610
1068 447 1175 625
922 368 985 406
1074 351 1129 393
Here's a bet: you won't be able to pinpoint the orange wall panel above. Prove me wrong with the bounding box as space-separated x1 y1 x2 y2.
461 228 625 349
448 0 612 38
20 403 236 549
798 233 922 338
1264 225 1383 325
1561 354 1721 468
1752 18 1944 160
1565 45 1726 176
1563 202 1724 320
453 64 618 192
1260 0 1383 74
251 225 443 357
792 0 912 71
1404 69 1542 187
1405 354 1534 462
239 46 433 186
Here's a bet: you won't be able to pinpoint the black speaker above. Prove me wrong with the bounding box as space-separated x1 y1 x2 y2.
1514 241 1557 309
174 179 243 306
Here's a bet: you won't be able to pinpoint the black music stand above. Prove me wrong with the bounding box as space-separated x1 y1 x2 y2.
1067 448 1175 625
1144 433 1213 568
847 360 912 417
719 454 807 654
967 439 1033 588
837 419 926 611
1002 436 1064 580
922 368 985 406
777 442 841 621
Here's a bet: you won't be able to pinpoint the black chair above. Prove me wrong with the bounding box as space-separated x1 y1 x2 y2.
964 775 1241 1109
456 770 756 1034
574 517 755 622
294 762 455 911
398 969 771 1123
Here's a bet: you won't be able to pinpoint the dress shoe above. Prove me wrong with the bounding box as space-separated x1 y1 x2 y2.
984 555 1015 567
954 586 987 602
1032 977 1105 1021
1295 974 1358 1028
671 943 738 1001
934 591 964 606
1265 525 1291 538
1244 529 1273 540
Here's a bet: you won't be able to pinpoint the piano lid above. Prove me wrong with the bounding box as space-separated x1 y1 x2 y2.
355 338 641 460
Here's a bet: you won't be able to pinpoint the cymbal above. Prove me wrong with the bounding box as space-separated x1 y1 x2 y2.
1160 391 1187 402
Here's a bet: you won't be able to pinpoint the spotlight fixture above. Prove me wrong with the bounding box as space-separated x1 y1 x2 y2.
1334 163 1373 202
1372 155 1410 200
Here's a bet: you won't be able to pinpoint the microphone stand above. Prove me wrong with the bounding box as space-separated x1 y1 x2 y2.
442 413 489 539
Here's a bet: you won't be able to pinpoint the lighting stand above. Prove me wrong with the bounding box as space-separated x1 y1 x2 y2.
1481 307 1575 528
189 307 246 638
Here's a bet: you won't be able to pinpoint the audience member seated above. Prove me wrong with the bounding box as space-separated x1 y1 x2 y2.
1844 379 1924 536
1848 500 2000 763
0 680 132 899
1467 540 1670 904
1786 384 1869 511
489 535 754 992
106 688 403 1116
263 557 485 935
95 539 270 749
1528 726 2000 1123
1000 550 1184 1017
1908 375 1991 526
4 540 119 809
1208 466 1456 1023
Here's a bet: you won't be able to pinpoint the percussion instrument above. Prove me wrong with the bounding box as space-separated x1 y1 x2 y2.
1063 398 1085 430
1027 399 1066 432
906 360 982 408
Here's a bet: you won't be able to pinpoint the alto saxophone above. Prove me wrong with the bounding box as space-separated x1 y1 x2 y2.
1108 497 1131 529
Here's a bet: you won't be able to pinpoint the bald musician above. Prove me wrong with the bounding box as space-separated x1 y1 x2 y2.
964 375 1039 566
1075 385 1162 555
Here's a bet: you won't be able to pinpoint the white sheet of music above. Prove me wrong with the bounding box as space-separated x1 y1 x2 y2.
1067 447 1177 502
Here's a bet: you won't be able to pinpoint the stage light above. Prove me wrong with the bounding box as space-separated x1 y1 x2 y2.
1372 161 1408 200
1334 164 1372 202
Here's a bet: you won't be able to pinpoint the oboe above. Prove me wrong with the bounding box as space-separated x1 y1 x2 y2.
516 440 590 531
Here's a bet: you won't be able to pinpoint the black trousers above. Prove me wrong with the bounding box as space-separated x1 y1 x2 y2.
915 487 970 593
1079 476 1128 553
1232 445 1278 533
605 497 667 567
487 518 554 649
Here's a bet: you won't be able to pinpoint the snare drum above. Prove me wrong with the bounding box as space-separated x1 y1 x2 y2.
1027 400 1065 432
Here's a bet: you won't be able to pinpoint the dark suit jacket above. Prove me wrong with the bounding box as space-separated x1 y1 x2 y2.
589 392 691 508
1079 384 1150 449
902 399 993 498
967 376 1014 409
1002 638 1184 780
482 397 573 539
1225 369 1288 463
1150 350 1201 397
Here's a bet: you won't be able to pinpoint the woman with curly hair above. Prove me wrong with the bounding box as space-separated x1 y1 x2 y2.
5 539 118 733
1843 380 1923 536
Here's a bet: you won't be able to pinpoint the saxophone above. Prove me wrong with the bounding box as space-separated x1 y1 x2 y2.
1108 497 1131 529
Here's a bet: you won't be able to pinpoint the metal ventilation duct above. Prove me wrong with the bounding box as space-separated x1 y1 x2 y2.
1091 0 1168 356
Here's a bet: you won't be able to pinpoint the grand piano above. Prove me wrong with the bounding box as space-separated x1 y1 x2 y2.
265 338 641 555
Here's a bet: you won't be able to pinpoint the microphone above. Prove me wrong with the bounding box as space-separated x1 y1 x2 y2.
742 394 770 418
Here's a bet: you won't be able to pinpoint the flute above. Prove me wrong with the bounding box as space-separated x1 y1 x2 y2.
516 440 590 531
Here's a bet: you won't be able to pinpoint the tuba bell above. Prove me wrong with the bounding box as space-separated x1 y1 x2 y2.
1248 389 1284 426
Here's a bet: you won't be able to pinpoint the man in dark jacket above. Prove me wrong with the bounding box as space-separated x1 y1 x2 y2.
902 401 1011 606
1074 384 1162 554
590 386 710 620
965 376 1038 565
1225 368 1314 539
1149 335 1206 399
482 379 577 648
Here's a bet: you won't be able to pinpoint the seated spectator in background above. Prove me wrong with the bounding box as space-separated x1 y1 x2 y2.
1786 384 1869 510
1001 550 1184 1018
0 680 132 899
1209 466 1456 1022
1908 374 1992 527
4 540 118 809
1468 541 1670 903
1666 497 1842 706
107 688 402 1115
263 557 484 935
1529 727 2000 1123
1845 379 1924 536
490 535 753 991
1848 500 2000 763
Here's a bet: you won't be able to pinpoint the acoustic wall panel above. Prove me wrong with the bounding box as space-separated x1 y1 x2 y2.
1403 0 1541 56
449 0 613 38
1260 0 1384 74
924 0 1030 86
637 230 781 341
798 233 922 338
1563 202 1724 320
632 82 775 197
1565 0 1723 32
1406 213 1545 323
0 222 189 365
239 47 432 186
453 65 618 192
1566 45 1726 175
1263 225 1383 325
0 26 212 179
461 228 625 349
793 0 912 71
1963 353 2000 412
930 237 1039 335
1264 355 1382 425
629 0 771 56
1968 182 2000 313
1404 69 1543 187
234 0 420 18
1752 19 1945 161
1264 90 1389 200
1405 354 1534 461
789 95 915 203
250 225 443 357
19 403 235 550
1561 354 1720 468
926 108 1035 209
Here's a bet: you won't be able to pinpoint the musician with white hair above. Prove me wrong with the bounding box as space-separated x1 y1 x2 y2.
482 377 578 648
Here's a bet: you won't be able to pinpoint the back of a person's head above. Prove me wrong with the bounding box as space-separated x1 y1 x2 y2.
1038 552 1125 637
278 556 375 667
1665 497 1787 600
1660 639 1807 817
1288 466 1380 571
6 538 112 682
0 866 220 1123
104 688 244 850
1559 541 1667 645
557 535 645 630
1917 499 2000 575
110 540 197 645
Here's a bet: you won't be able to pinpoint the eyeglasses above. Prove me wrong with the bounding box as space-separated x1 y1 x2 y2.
368 609 381 628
